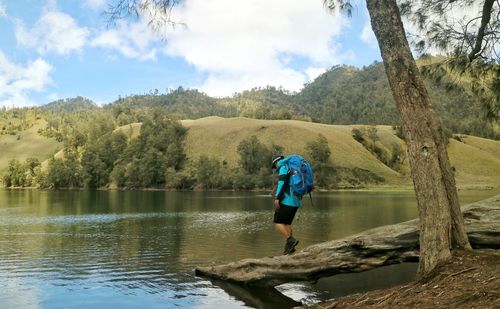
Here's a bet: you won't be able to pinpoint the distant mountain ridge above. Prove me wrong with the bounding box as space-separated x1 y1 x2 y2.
42 61 499 140
42 96 98 113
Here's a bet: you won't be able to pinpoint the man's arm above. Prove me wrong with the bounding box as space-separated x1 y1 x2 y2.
274 166 288 208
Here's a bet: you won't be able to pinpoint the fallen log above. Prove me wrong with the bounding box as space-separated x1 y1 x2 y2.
195 194 500 287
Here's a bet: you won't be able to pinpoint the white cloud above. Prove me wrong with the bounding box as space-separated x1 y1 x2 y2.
0 50 53 107
154 0 348 96
305 67 327 81
15 10 89 55
84 0 106 11
46 93 60 102
91 19 159 61
0 2 6 17
360 20 377 47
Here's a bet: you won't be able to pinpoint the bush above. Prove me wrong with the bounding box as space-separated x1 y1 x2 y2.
195 155 223 190
237 135 272 174
388 143 406 171
165 167 195 190
352 128 364 143
231 170 255 190
393 125 406 141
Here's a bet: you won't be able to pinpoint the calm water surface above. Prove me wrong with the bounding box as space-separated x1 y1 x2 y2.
0 189 498 308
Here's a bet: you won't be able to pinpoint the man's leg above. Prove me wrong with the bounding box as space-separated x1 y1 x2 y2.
276 224 299 254
275 223 292 239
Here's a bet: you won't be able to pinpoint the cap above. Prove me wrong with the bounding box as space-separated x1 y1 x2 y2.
271 155 284 168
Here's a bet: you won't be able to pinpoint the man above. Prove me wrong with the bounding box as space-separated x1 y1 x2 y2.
272 155 301 255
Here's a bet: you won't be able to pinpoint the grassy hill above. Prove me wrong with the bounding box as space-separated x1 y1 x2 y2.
2 116 499 188
115 117 500 188
448 136 500 188
105 61 499 141
0 120 62 172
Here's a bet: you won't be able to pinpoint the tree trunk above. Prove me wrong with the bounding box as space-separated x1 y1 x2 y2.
365 0 471 278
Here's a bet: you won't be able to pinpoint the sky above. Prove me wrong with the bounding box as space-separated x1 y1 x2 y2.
0 0 381 107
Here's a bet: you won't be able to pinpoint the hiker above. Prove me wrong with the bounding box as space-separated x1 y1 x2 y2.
271 155 300 255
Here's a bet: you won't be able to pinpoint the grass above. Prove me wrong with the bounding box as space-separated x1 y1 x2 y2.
180 117 500 188
113 122 142 140
111 117 500 188
0 121 62 172
3 117 499 189
447 137 500 188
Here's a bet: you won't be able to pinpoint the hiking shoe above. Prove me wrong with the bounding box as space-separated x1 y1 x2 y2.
283 237 299 255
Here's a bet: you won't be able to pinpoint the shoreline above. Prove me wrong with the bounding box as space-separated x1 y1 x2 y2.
314 249 500 309
1 184 499 192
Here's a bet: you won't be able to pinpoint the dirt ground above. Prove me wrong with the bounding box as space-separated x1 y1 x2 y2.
312 250 500 309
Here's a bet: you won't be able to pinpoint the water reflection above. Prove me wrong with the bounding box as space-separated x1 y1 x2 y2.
0 189 498 308
212 280 301 309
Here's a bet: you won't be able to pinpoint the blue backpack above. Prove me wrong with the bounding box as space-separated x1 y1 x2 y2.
281 155 314 199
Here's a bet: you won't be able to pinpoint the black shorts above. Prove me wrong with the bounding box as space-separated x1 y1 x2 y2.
273 204 299 225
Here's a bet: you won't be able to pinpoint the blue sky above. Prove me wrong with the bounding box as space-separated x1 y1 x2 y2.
0 0 381 107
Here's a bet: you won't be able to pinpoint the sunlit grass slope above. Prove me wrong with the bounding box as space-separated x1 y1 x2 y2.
448 136 500 188
181 117 401 181
113 122 142 140
181 117 500 188
0 121 62 172
96 117 500 188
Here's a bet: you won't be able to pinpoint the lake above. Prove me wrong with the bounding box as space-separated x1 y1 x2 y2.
0 189 498 308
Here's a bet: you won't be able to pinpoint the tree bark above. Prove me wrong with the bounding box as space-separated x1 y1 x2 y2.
195 195 500 286
364 0 471 278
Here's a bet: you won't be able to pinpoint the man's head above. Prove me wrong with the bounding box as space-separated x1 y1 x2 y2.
271 155 284 169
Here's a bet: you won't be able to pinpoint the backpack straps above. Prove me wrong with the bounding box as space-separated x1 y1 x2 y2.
308 191 314 207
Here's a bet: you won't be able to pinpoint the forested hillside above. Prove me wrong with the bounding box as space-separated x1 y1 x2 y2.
2 111 500 190
1 59 499 190
106 61 499 139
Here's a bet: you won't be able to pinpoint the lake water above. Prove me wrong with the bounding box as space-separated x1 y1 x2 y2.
0 189 498 308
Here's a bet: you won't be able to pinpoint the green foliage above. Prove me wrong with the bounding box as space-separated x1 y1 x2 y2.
81 148 108 188
299 62 498 139
111 111 187 188
305 134 335 187
42 149 83 188
0 108 39 136
110 163 127 188
254 167 273 189
2 158 41 187
321 165 385 189
420 58 500 123
340 167 385 187
231 170 256 190
352 128 364 143
401 1 499 64
3 59 498 144
3 159 23 187
270 144 285 156
306 134 331 163
388 143 406 172
296 64 400 125
352 127 396 170
393 125 406 141
195 155 223 190
237 135 272 174
41 96 97 113
399 0 500 120
107 87 237 121
165 167 196 190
